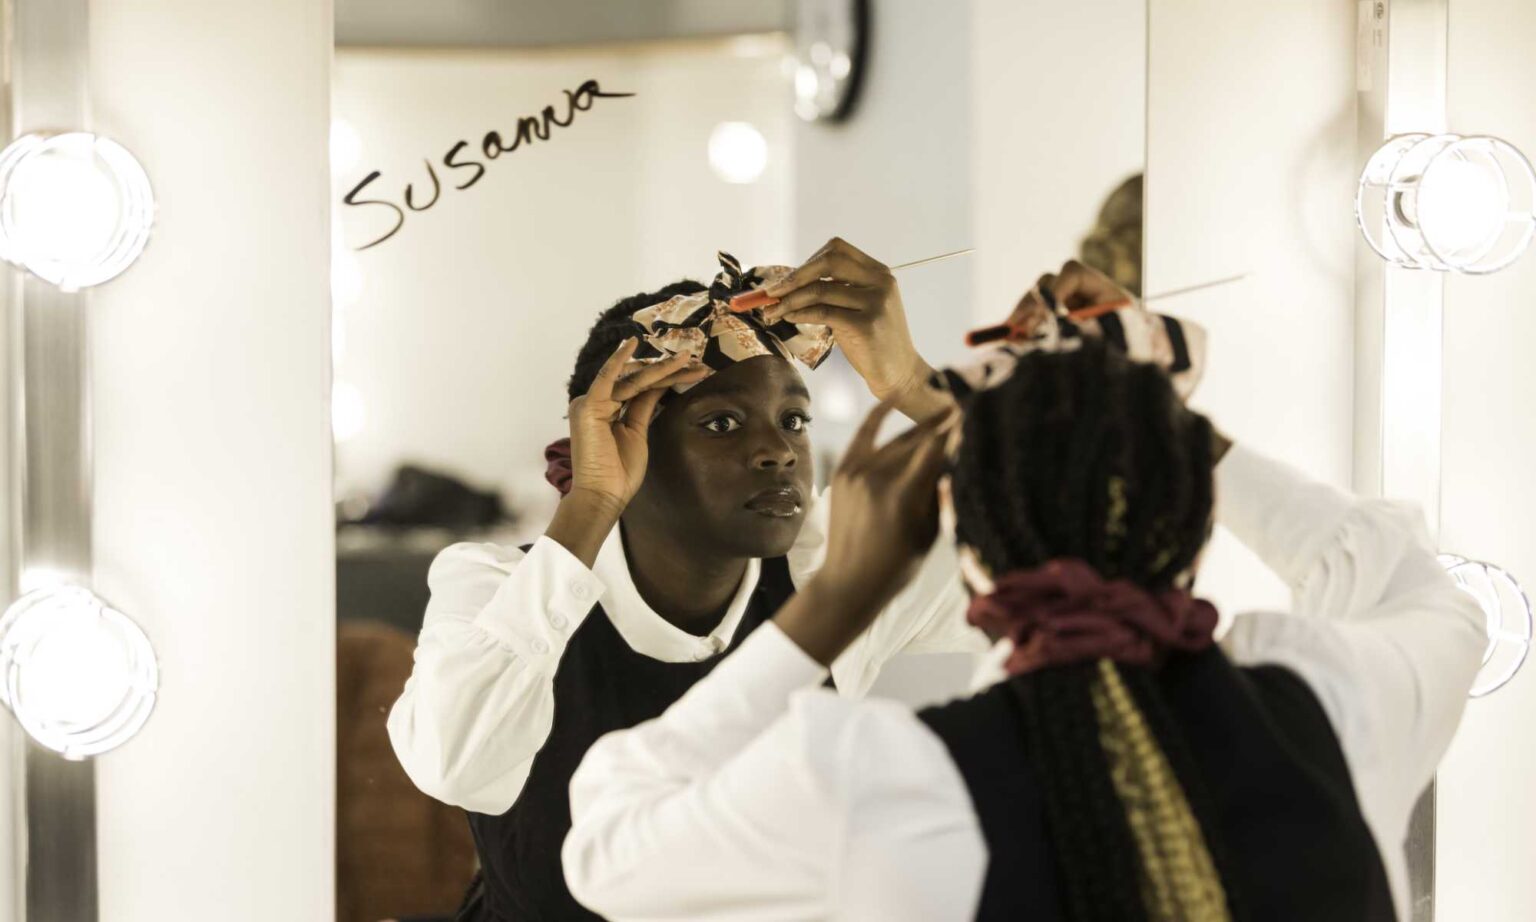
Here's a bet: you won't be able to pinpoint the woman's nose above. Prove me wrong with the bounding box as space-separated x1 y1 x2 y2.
750 429 798 470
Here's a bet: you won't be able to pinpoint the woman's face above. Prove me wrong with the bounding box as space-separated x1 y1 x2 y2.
627 355 816 559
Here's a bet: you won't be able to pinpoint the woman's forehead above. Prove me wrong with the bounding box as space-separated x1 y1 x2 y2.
679 355 809 403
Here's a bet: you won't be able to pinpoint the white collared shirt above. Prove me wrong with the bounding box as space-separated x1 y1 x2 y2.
562 445 1487 922
386 484 988 815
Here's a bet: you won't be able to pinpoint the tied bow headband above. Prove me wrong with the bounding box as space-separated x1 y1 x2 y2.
965 558 1219 675
545 252 837 495
939 286 1207 404
629 251 835 390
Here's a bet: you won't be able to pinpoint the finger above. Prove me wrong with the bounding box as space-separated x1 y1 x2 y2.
587 337 640 403
1053 259 1130 312
766 250 889 295
843 394 899 468
820 236 887 271
621 386 668 434
611 352 697 402
764 281 876 324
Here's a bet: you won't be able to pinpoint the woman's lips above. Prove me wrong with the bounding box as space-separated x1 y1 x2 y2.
745 486 804 518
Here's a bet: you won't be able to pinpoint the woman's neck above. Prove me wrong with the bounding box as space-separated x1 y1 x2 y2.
619 518 750 636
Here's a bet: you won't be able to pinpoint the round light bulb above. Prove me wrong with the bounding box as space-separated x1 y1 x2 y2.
707 122 769 185
1439 555 1532 698
0 132 155 291
1358 133 1536 274
0 586 158 759
1417 153 1507 262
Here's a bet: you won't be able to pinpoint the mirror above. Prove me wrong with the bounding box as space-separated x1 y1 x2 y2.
329 2 1144 920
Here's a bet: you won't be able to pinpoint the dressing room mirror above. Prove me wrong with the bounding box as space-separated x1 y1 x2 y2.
329 2 1144 920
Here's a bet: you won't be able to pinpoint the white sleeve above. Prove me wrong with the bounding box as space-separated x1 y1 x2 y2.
563 623 986 922
1215 445 1485 842
386 535 606 814
790 485 989 698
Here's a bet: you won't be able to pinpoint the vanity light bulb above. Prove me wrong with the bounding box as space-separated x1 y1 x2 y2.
1357 133 1536 274
0 586 158 759
0 132 155 291
708 122 769 185
1416 155 1506 259
1439 555 1533 698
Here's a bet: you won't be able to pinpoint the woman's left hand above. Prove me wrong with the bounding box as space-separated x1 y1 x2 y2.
774 398 960 665
763 238 943 418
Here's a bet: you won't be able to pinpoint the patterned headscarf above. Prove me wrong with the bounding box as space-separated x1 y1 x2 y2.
941 290 1206 404
630 251 836 394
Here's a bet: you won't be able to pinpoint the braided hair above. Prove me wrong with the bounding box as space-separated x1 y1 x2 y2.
566 280 706 401
949 339 1239 922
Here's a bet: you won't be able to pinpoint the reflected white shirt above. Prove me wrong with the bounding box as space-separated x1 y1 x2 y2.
563 445 1486 922
386 483 988 816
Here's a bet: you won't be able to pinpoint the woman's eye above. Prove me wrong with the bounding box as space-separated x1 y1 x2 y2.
784 413 813 433
704 416 741 433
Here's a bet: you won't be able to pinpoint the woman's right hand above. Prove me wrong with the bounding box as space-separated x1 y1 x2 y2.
566 338 710 509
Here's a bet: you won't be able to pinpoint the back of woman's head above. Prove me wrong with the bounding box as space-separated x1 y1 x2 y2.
947 340 1239 922
950 338 1216 591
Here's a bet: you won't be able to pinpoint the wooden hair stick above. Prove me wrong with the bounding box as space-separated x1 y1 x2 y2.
729 247 976 313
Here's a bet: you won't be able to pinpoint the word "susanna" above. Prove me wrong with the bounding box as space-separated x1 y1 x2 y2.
342 79 635 250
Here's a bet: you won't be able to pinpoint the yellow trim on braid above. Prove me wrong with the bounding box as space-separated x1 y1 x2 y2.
1090 659 1232 922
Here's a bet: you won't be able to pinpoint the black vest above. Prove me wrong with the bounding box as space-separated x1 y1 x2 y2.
918 648 1397 921
457 553 798 921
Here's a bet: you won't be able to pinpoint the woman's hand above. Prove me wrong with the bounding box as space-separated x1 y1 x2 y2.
762 238 949 421
1009 257 1135 326
547 339 709 568
775 398 960 666
567 338 709 508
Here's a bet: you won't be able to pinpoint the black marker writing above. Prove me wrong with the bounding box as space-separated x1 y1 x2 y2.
343 78 634 250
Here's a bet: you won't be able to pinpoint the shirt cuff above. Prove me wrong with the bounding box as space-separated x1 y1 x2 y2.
471 535 605 662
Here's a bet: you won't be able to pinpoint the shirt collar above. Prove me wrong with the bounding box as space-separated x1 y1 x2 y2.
591 523 762 663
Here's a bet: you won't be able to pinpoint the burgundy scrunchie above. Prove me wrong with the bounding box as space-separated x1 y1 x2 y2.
545 438 573 496
966 558 1218 675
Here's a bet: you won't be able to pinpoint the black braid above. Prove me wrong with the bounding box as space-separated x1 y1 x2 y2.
566 280 706 401
950 339 1233 920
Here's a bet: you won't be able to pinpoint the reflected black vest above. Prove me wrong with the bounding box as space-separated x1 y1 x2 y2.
917 648 1398 922
458 553 797 922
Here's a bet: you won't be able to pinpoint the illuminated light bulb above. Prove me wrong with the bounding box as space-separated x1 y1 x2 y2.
333 379 366 442
330 120 362 174
1439 554 1533 698
1358 133 1536 274
0 132 155 291
0 586 158 759
1417 153 1506 261
830 52 853 80
707 122 769 185
794 64 820 102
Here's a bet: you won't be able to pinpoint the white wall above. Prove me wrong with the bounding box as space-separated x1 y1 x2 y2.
788 0 975 705
793 0 973 378
84 1 335 919
1433 1 1536 916
1146 0 1359 620
974 0 1145 319
332 40 792 521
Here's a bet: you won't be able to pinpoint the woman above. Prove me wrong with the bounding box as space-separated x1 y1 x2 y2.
387 239 987 921
562 263 1486 921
